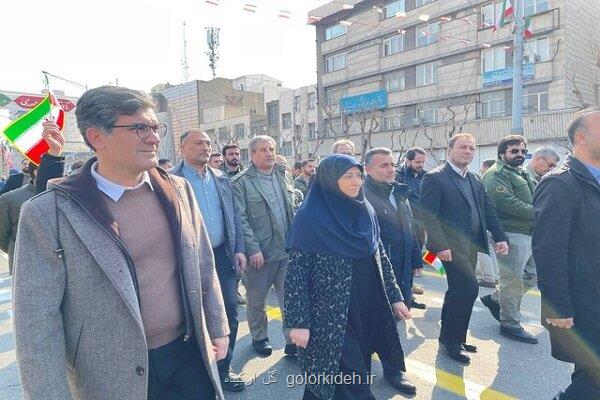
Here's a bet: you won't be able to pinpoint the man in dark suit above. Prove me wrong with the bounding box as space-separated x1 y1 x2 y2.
533 107 600 400
420 133 508 364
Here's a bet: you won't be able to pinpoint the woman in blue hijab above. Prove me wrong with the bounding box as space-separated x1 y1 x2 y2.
284 154 413 400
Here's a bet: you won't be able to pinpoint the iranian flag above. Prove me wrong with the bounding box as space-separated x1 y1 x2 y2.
493 0 514 31
1 92 64 165
523 16 534 39
423 250 445 275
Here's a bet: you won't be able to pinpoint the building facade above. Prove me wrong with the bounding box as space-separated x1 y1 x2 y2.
308 0 600 165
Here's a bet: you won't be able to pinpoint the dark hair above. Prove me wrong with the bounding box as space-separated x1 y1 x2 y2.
293 161 302 170
158 158 172 166
221 144 240 156
482 159 496 169
497 135 527 157
301 159 316 168
27 162 38 180
209 152 222 159
75 86 157 150
448 133 476 148
567 107 600 144
364 147 393 166
405 147 427 161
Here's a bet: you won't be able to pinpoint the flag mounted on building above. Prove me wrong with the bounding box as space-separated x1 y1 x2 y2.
423 250 445 276
1 91 64 165
493 0 513 31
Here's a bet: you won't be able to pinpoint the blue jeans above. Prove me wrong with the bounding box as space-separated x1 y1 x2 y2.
213 244 239 375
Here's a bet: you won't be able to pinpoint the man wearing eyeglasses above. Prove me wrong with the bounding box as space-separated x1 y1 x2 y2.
12 86 229 400
525 147 560 184
480 135 539 344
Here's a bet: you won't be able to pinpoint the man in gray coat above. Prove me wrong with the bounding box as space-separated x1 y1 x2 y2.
233 135 295 357
13 86 229 400
171 129 247 392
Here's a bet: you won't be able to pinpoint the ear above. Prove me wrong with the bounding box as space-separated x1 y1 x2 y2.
85 127 106 151
575 131 588 145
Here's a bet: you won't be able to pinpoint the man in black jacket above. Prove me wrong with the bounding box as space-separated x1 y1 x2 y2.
363 147 420 395
420 133 508 365
533 107 600 400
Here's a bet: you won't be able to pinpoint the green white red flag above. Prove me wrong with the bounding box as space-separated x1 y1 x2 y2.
423 250 445 276
1 91 64 165
493 0 514 31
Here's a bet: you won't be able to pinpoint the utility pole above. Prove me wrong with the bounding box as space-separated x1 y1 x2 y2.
205 27 220 79
182 21 190 83
511 1 525 134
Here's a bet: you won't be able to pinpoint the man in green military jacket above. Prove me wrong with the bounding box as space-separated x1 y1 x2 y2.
480 135 539 344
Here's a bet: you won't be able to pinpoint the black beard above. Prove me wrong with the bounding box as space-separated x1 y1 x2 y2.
227 160 239 167
506 157 525 167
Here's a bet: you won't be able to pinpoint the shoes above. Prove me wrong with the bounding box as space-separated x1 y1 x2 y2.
478 279 497 288
220 371 246 392
411 299 427 310
412 283 425 295
461 343 477 353
440 341 471 365
500 326 538 344
237 292 246 305
284 344 298 356
252 338 273 356
384 372 417 395
480 294 500 322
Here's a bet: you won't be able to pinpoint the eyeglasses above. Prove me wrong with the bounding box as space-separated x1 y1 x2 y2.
111 123 167 139
509 148 528 155
541 157 557 169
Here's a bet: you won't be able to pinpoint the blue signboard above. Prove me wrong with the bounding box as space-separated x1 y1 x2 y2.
483 64 535 88
340 90 388 113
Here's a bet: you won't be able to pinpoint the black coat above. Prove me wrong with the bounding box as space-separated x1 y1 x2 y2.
420 163 507 255
284 243 404 400
364 177 422 304
532 155 600 365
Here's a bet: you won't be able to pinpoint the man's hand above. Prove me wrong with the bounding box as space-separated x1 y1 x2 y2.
234 253 247 273
437 249 452 262
249 251 264 269
392 302 412 320
290 328 310 348
413 268 423 277
546 317 574 329
42 118 65 157
494 241 509 255
212 336 229 361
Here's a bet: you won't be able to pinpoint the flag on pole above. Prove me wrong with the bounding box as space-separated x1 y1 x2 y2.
493 0 514 31
1 91 64 165
523 16 533 39
423 250 445 275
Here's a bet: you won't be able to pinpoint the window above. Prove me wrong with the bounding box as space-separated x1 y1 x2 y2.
384 70 406 92
251 121 267 136
417 22 440 47
523 0 548 17
479 91 505 117
416 0 435 6
384 34 404 56
234 123 245 138
416 62 438 86
384 0 405 19
325 87 346 106
381 108 404 131
482 46 507 73
481 2 503 28
417 103 438 124
281 142 293 157
240 149 249 163
524 37 550 63
294 96 301 112
282 113 292 129
218 127 229 141
206 129 215 139
523 84 549 113
308 122 317 139
326 24 347 40
324 118 340 137
325 53 346 73
308 92 317 110
267 102 279 127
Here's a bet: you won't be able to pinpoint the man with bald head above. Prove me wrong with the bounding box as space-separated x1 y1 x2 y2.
533 107 600 400
171 129 248 392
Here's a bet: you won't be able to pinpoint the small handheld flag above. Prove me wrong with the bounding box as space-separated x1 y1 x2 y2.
1 91 64 165
423 250 445 276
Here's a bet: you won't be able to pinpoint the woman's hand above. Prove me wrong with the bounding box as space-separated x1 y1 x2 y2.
392 302 412 320
290 328 310 348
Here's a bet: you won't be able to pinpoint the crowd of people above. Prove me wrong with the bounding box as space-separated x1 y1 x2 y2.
4 86 600 400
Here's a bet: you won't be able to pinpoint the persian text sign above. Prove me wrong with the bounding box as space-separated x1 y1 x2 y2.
483 64 535 88
340 90 388 114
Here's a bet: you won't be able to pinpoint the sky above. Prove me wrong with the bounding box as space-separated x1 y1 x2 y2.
0 0 332 97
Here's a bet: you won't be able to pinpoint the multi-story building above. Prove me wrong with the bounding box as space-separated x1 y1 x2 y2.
308 0 600 165
276 85 319 161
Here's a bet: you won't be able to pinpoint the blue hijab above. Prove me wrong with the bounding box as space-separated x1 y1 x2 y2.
287 154 380 258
